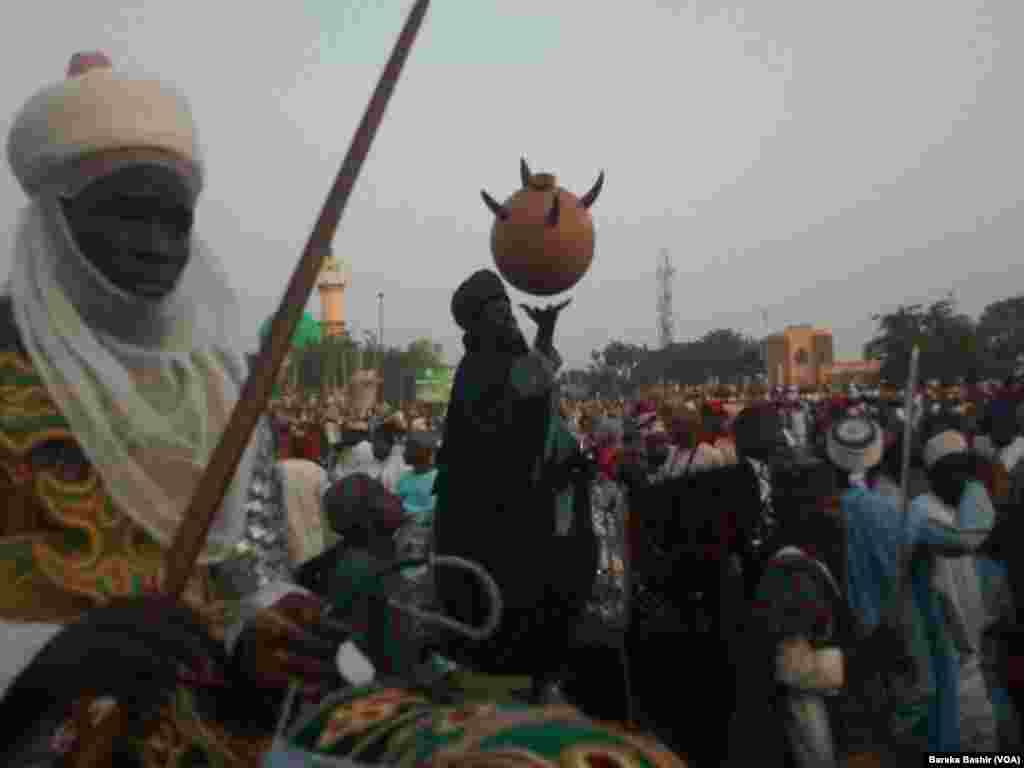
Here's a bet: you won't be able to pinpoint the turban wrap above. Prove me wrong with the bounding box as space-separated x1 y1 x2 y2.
7 51 201 199
451 269 508 331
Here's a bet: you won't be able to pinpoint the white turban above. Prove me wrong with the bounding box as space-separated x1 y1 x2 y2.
4 53 252 564
923 430 968 469
7 52 201 198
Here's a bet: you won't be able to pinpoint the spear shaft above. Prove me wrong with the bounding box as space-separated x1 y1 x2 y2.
896 345 920 601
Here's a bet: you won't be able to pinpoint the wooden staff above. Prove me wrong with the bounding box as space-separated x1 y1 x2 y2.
895 345 920 604
65 2 431 765
898 346 921 544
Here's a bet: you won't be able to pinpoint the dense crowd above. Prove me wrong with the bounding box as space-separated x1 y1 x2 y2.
559 379 1024 764
250 376 1024 765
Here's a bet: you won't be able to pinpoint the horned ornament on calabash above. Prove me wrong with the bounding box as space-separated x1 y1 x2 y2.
481 158 604 296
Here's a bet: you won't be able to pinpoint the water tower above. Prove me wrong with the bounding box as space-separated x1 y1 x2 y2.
318 248 351 337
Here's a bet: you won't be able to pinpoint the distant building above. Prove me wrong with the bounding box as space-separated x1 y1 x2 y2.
764 324 881 388
764 324 834 388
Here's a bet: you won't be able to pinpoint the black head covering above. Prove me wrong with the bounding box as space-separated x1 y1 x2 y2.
323 473 404 538
451 269 508 331
733 404 791 462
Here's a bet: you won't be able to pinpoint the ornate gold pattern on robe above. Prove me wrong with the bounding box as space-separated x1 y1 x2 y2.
0 351 217 621
0 349 271 765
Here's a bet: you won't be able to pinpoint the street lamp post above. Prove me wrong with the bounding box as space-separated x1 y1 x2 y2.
377 292 384 371
759 306 769 382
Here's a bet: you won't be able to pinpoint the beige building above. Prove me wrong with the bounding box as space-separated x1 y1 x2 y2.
317 249 351 337
764 324 835 388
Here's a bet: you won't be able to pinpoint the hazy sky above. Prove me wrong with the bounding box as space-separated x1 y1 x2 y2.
1 0 1021 369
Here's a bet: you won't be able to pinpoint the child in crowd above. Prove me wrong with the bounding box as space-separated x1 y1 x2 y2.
395 431 440 567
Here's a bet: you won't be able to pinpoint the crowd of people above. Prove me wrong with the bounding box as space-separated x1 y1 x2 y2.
243 370 1024 765
249 325 1024 766
552 379 1024 765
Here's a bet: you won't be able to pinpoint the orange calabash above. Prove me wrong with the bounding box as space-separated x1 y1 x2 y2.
481 159 604 297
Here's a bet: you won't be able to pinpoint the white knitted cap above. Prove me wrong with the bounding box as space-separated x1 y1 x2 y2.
826 417 883 475
7 51 201 198
923 430 968 469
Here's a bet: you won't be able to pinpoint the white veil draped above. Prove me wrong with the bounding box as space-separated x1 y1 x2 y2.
7 197 256 564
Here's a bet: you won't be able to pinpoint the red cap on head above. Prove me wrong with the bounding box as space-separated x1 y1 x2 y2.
67 51 112 78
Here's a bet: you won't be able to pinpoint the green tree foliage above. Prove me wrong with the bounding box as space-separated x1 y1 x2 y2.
976 294 1024 378
403 338 446 372
864 295 979 384
565 330 762 398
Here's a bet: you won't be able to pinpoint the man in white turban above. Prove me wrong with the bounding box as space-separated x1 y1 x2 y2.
0 52 344 766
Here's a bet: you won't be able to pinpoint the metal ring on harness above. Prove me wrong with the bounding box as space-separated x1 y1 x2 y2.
381 554 503 642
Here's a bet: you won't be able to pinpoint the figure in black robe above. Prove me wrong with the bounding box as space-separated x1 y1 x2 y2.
432 269 597 684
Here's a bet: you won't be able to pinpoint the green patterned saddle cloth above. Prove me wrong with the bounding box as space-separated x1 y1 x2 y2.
264 681 684 768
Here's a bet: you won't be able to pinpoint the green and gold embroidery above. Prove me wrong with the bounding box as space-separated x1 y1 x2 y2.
0 350 204 616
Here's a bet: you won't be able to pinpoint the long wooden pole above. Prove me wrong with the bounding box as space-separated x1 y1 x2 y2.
170 0 429 596
66 2 431 765
899 346 921 538
895 345 920 603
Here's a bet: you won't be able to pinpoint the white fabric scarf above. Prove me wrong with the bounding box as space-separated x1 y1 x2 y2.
922 493 989 655
7 197 255 564
278 459 329 566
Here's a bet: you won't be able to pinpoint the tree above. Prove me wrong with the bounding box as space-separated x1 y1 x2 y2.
633 346 671 389
601 341 647 392
658 330 761 385
865 295 977 384
864 303 925 383
404 338 445 373
694 329 762 382
922 297 977 383
977 294 1024 378
569 327 764 394
583 346 626 398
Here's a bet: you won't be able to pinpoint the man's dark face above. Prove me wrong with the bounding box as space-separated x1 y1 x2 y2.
476 296 527 353
479 297 518 333
60 164 194 300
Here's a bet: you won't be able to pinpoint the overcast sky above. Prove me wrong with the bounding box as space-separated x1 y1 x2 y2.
1 0 1021 369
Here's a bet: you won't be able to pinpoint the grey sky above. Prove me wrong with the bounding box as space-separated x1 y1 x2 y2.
1 0 1021 370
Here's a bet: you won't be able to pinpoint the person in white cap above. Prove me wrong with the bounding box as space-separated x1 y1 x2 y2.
910 430 1013 751
781 417 995 758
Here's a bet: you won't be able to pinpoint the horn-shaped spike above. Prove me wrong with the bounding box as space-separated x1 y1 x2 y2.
579 170 605 209
546 190 560 227
480 189 509 220
520 157 532 187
